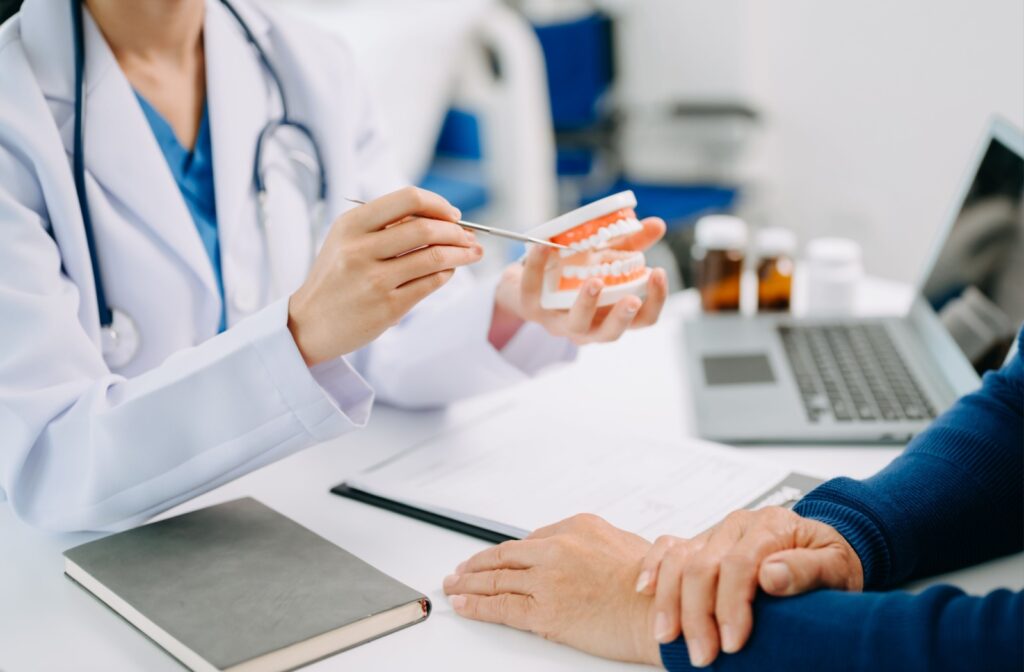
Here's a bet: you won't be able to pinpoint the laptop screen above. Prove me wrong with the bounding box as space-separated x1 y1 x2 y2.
921 134 1024 374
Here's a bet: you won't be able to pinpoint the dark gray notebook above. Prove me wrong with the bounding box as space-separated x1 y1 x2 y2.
64 497 430 672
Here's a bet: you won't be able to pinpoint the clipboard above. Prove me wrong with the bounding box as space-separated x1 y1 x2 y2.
332 483 517 544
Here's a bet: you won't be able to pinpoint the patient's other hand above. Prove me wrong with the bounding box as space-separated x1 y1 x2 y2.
444 514 662 666
636 507 863 667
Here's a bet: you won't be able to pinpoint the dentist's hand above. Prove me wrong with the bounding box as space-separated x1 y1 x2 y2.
288 187 482 366
636 507 863 667
490 217 669 348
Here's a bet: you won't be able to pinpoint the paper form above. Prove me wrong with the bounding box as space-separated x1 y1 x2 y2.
348 404 821 540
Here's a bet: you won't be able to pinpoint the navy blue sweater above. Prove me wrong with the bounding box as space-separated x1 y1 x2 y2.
662 328 1024 671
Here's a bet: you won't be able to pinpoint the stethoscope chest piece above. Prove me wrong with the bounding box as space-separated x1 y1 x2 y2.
101 308 140 368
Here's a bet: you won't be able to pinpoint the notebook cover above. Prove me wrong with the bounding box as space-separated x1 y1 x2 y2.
64 497 429 670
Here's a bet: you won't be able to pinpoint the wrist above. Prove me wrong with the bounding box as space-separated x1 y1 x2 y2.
287 291 322 367
624 565 663 667
489 265 526 350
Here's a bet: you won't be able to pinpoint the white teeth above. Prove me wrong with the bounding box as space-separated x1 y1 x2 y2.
611 260 623 275
598 227 611 243
600 263 610 276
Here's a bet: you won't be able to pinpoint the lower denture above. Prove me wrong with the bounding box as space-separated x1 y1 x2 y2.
557 250 647 291
558 268 646 291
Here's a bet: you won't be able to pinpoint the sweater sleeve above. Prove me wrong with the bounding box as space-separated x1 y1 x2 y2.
660 587 1023 672
791 327 1024 589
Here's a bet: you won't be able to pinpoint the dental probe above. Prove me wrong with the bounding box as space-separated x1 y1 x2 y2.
344 198 569 251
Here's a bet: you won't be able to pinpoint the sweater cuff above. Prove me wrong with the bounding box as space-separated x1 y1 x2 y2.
793 481 893 589
660 639 695 671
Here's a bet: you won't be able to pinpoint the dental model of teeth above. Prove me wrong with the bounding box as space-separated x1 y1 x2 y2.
526 190 652 310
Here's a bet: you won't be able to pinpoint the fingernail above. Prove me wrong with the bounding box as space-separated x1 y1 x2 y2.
763 561 792 592
449 595 466 610
587 282 601 297
472 244 484 255
653 612 672 643
635 570 651 593
442 574 460 589
464 230 477 243
720 624 741 653
625 299 641 314
451 208 463 221
688 638 711 667
456 561 468 573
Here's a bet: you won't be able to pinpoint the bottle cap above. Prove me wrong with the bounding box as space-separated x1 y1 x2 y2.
695 215 748 251
755 227 797 257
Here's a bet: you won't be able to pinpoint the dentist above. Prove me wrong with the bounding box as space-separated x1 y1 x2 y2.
0 0 668 532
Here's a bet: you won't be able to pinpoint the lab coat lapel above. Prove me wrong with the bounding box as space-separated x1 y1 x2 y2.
204 0 273 267
22 0 221 302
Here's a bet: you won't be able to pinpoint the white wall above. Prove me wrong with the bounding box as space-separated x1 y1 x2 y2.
742 0 1024 284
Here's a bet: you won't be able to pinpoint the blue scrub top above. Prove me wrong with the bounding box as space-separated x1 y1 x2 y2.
135 93 226 332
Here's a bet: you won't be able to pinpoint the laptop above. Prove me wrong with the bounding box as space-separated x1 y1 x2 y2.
684 117 1024 444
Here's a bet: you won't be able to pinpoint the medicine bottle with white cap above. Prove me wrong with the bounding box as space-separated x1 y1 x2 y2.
693 215 748 312
804 237 864 315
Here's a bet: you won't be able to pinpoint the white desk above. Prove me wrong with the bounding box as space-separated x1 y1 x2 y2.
2 282 1021 671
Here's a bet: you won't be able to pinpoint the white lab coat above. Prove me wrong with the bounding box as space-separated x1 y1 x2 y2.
0 0 573 532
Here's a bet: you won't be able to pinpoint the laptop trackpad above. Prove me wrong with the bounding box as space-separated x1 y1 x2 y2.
703 354 776 386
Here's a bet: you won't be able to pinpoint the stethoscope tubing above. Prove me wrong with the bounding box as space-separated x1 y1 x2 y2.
70 0 327 337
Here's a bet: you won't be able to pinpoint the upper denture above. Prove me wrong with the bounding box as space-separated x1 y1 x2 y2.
552 209 642 255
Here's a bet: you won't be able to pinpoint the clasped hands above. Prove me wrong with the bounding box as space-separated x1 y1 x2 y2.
444 508 864 668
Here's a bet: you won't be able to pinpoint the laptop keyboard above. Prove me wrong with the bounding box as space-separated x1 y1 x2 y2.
778 324 937 423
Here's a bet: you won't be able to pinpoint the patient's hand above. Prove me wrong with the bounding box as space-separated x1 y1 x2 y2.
636 507 863 667
444 514 662 666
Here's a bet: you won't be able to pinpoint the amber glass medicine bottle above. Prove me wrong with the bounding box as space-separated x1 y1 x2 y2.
693 215 748 312
755 227 797 311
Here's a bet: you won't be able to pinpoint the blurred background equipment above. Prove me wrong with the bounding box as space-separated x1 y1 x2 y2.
273 0 1023 293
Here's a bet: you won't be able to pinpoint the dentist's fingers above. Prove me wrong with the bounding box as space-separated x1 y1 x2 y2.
591 295 642 342
617 217 666 252
519 244 552 319
346 186 461 234
392 269 456 308
389 242 483 285
565 278 603 338
375 217 476 259
630 268 668 329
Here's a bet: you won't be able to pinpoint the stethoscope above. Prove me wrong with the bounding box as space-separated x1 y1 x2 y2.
70 0 328 368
